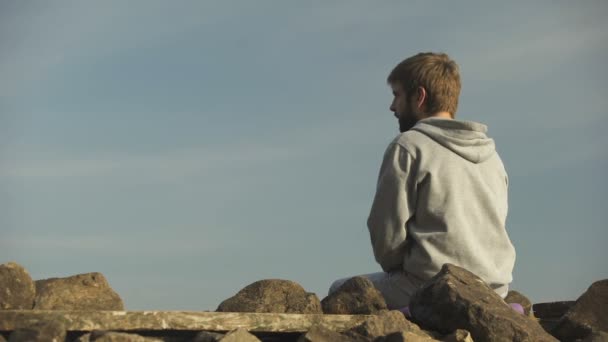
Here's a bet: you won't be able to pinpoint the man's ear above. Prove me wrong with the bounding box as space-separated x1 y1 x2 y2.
416 86 427 109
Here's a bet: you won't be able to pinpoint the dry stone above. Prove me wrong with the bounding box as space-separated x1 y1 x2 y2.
552 279 608 342
87 331 162 341
0 262 35 310
580 330 608 342
218 328 260 342
345 310 436 341
441 329 474 342
321 276 388 315
192 331 225 342
409 263 557 342
505 290 533 316
296 324 352 342
7 320 66 342
381 331 438 341
216 279 322 314
34 272 124 310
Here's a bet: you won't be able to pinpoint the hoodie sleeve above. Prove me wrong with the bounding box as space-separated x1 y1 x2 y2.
367 142 417 272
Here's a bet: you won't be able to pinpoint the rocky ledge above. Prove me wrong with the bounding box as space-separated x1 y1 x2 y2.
1 261 606 341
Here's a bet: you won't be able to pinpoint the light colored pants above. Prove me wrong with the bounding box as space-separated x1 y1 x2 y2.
329 271 509 310
328 271 424 309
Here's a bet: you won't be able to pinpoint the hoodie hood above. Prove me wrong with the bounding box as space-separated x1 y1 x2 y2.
411 117 496 163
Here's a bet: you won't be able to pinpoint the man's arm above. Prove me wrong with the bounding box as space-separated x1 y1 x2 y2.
367 142 417 272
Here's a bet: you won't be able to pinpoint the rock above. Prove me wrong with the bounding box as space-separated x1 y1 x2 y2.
505 290 533 316
441 329 474 342
0 262 35 310
216 279 322 314
552 279 608 342
409 263 557 342
321 276 388 315
88 331 163 341
7 320 66 342
34 272 124 310
345 310 436 341
217 328 260 342
297 325 352 342
0 334 6 342
534 301 577 333
580 330 608 342
192 331 225 342
380 331 438 341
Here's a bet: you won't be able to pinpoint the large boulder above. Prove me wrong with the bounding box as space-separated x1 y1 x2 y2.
344 310 437 341
216 279 322 314
7 320 66 342
552 279 608 341
77 331 162 341
321 276 387 314
409 263 557 342
505 290 533 317
0 262 35 310
34 272 124 310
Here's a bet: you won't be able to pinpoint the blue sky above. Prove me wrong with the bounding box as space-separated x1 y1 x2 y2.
1 1 607 310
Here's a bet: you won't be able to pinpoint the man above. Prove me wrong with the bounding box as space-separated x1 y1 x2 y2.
329 52 516 309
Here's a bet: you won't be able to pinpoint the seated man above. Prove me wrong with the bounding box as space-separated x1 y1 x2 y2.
329 52 516 309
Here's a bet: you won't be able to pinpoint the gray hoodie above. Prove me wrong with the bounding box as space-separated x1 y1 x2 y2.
367 117 516 295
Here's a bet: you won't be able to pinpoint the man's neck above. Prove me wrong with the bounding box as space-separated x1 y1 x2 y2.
429 111 453 119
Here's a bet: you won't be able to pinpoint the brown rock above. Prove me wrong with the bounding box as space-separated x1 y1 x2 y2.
321 276 388 315
505 290 533 316
34 272 124 310
533 301 576 319
7 320 66 342
297 325 352 342
409 263 557 342
381 331 438 341
0 334 6 342
441 329 473 342
216 279 322 314
0 262 35 310
345 310 437 341
218 328 260 342
552 279 608 342
192 331 225 342
580 330 608 342
88 331 162 341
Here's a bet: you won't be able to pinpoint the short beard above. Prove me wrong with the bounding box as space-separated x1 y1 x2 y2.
399 116 418 133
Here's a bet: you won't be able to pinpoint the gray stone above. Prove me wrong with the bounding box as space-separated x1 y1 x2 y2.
345 310 436 341
296 325 352 342
192 331 225 342
321 277 388 315
216 279 322 314
34 272 124 310
552 279 608 342
505 290 533 316
409 263 557 342
7 320 66 342
0 262 35 310
218 328 260 342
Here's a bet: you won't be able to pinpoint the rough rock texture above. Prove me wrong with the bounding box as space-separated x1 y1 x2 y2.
216 279 322 314
34 272 124 310
441 329 474 342
380 331 438 341
321 276 388 315
192 331 225 342
296 324 352 342
218 328 260 342
409 263 557 342
7 320 66 342
505 290 533 316
79 331 163 341
552 279 608 342
580 330 608 342
345 310 437 341
0 262 35 310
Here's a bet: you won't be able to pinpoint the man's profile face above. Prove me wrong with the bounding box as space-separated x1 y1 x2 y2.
389 82 418 133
